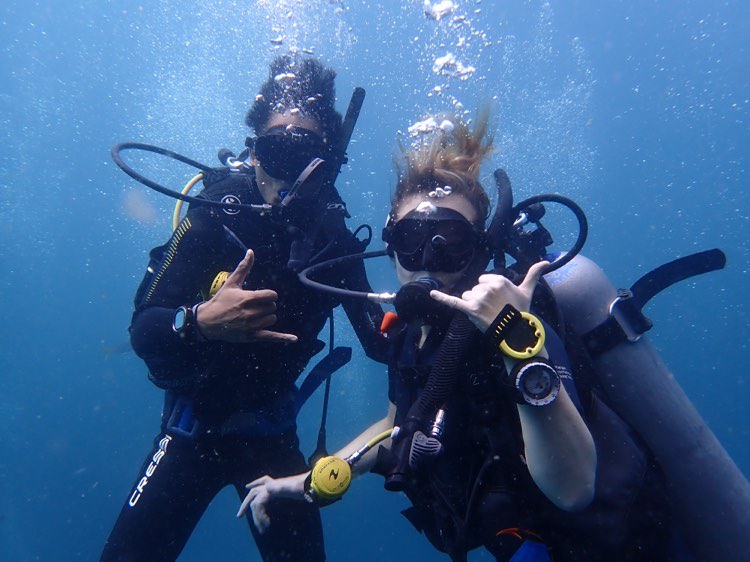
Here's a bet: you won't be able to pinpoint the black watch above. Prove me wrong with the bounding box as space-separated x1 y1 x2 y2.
508 358 561 407
172 305 205 342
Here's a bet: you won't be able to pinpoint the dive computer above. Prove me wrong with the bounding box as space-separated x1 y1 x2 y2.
172 305 205 342
508 358 561 407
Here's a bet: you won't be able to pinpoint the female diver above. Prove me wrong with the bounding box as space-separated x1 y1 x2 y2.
237 110 680 561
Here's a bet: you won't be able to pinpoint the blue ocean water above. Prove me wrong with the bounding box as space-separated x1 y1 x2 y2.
0 1 747 560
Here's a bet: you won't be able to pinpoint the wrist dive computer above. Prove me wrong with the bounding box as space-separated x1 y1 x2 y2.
508 358 561 406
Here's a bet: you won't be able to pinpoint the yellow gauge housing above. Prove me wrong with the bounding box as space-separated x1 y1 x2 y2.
499 311 546 360
310 456 352 501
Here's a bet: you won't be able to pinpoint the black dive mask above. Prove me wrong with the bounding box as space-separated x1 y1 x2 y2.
384 206 482 273
252 125 328 182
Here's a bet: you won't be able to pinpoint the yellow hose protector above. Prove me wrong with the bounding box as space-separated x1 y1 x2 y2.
172 172 204 231
309 456 352 501
209 271 230 298
500 311 546 359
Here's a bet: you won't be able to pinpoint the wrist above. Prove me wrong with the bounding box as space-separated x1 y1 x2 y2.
193 302 209 341
172 303 208 343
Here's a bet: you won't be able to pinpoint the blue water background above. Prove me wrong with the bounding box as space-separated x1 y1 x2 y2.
1 1 748 560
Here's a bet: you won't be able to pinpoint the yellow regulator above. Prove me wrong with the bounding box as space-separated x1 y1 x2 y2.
309 456 352 502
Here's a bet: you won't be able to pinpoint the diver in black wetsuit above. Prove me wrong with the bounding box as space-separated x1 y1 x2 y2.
100 56 386 562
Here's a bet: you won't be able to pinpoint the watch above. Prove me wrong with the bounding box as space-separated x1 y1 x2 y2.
508 358 561 407
485 304 545 360
172 305 205 342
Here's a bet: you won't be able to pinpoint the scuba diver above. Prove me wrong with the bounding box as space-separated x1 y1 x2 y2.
238 109 750 561
100 56 387 562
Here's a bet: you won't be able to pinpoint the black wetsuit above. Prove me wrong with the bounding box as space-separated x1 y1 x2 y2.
101 168 386 562
381 307 674 562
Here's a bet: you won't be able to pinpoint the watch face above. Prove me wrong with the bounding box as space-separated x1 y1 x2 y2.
517 362 560 406
173 307 188 332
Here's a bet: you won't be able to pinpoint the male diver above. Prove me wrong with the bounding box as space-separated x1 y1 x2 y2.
101 56 386 562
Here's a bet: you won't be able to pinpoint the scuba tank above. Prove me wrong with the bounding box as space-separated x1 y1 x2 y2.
490 169 749 559
545 254 750 562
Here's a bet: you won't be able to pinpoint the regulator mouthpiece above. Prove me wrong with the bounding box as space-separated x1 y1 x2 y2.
393 278 447 324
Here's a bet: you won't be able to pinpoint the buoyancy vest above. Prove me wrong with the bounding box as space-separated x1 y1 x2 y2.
381 280 674 562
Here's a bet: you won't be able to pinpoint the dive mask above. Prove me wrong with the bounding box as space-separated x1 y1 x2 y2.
251 125 328 182
384 206 482 273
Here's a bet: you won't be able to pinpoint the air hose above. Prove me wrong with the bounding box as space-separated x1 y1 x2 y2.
384 311 476 491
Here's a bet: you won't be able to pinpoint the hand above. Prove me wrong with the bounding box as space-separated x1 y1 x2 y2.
430 261 549 333
237 473 309 533
196 250 298 343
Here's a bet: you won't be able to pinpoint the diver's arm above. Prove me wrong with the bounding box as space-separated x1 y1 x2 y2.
430 260 596 510
331 239 389 364
516 383 596 511
131 210 298 387
130 209 226 387
332 402 397 476
238 403 396 530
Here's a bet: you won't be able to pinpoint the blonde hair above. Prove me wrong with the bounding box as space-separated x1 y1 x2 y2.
392 107 494 224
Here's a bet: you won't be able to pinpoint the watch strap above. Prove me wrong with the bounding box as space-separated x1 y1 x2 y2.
485 304 545 359
172 304 207 343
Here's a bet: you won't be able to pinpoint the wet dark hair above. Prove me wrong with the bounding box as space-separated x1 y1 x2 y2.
245 56 342 153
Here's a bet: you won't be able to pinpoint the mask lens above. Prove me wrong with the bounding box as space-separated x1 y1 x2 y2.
390 215 478 273
254 129 325 181
432 220 476 256
389 219 429 256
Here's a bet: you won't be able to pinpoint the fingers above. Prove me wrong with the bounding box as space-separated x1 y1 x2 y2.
251 501 271 533
246 475 272 490
429 290 469 313
225 249 255 289
237 490 254 518
519 261 550 293
238 476 271 518
246 329 298 343
237 484 271 533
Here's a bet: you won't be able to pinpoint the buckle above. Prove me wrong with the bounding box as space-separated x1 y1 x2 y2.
165 398 202 439
609 289 653 342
